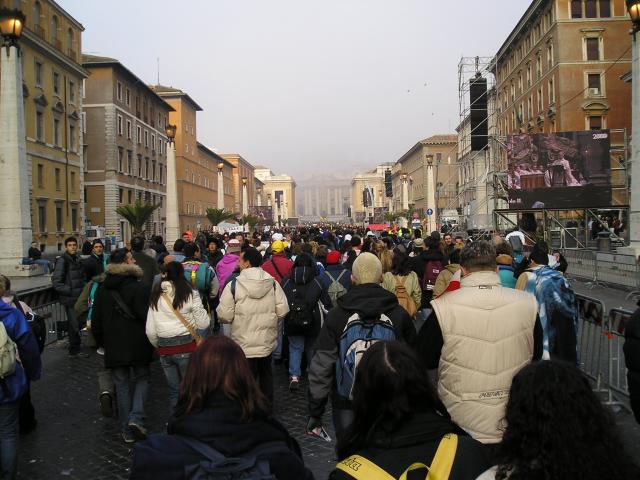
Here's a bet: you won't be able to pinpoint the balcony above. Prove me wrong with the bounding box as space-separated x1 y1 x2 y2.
67 48 77 61
33 24 45 40
54 39 62 51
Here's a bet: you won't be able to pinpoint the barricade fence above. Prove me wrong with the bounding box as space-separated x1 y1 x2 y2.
562 249 640 291
17 286 67 346
576 293 631 409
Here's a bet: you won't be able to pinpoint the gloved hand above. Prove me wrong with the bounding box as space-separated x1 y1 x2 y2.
306 416 322 433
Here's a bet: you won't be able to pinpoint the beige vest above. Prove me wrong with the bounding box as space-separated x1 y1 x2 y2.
431 271 537 444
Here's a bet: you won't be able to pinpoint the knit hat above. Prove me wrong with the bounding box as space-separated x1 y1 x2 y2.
344 234 352 242
271 240 285 254
352 252 382 285
413 238 425 249
272 232 284 241
227 239 242 253
326 251 341 265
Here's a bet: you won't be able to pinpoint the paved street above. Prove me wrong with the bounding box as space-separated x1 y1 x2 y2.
16 342 337 480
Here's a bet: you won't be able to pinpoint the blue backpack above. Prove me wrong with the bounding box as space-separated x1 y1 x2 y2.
183 261 214 292
335 313 396 399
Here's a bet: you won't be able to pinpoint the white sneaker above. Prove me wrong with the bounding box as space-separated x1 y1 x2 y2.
289 376 300 390
97 347 105 355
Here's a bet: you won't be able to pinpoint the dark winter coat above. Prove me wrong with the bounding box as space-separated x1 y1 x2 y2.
624 303 640 423
83 252 107 282
130 393 315 480
329 412 490 480
409 249 447 308
308 283 417 417
282 266 332 338
132 251 160 287
52 252 86 306
323 264 352 298
205 249 224 269
91 263 154 368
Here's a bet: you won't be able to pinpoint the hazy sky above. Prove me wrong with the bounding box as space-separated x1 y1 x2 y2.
62 0 531 180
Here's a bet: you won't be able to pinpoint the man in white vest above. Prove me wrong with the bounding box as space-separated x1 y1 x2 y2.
417 241 542 444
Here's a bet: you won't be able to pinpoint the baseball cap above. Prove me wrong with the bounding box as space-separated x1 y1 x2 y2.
227 239 242 253
326 251 341 265
271 240 285 254
344 234 352 242
272 232 284 241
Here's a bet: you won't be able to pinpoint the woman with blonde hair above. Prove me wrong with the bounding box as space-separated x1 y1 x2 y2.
374 241 394 274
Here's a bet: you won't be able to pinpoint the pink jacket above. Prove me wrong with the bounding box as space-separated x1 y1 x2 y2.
215 254 240 294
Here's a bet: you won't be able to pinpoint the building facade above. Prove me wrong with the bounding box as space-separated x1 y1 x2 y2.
296 175 351 223
4 0 87 253
493 0 631 136
254 168 296 223
220 154 256 215
83 55 172 242
351 164 392 222
151 85 223 233
197 142 235 214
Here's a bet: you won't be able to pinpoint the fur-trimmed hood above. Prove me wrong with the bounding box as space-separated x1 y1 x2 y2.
105 263 144 278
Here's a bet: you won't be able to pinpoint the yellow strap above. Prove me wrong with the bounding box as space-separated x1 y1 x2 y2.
426 433 458 480
191 269 197 286
336 455 395 480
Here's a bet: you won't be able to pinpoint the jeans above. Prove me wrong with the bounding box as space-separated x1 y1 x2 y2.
111 365 150 432
332 407 354 445
0 402 19 479
65 306 81 355
273 318 284 360
159 353 191 412
247 355 273 409
288 335 312 378
98 368 114 396
21 258 51 274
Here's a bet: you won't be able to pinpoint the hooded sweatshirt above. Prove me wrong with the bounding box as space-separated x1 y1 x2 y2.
496 254 516 289
282 266 332 337
215 254 241 294
308 283 417 416
216 267 289 358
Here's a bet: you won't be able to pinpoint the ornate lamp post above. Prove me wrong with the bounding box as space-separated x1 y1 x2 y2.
426 154 436 235
0 8 33 273
625 0 640 253
164 124 180 245
241 176 248 216
256 187 262 207
217 162 224 209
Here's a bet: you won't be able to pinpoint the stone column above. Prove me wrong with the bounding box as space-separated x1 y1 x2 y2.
427 162 436 235
0 45 33 272
217 169 224 210
165 141 180 246
242 183 248 215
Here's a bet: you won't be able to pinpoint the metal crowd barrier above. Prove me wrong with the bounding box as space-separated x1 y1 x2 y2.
17 286 66 346
576 293 631 411
562 249 640 291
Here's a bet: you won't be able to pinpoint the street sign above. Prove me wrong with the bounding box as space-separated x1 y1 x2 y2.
426 208 434 216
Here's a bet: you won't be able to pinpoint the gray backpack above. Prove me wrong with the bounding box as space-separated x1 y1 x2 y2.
0 322 17 379
325 270 347 308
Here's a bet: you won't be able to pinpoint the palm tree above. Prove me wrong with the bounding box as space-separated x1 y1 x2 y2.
240 214 261 231
115 200 160 236
384 212 399 224
205 208 236 227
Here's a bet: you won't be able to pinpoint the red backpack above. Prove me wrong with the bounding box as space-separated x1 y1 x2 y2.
422 260 444 291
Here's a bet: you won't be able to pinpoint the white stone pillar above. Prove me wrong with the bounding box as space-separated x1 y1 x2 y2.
165 141 180 246
257 191 262 207
623 30 640 254
0 45 33 271
217 169 224 209
401 177 409 228
427 163 436 235
242 183 248 215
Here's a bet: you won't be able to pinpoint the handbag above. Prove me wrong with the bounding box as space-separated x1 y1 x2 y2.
161 294 203 346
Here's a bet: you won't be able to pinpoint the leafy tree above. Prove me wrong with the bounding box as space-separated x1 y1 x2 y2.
240 214 261 230
205 208 236 227
115 200 160 236
384 212 399 224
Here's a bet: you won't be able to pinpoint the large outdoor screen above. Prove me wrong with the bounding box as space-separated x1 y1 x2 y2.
506 130 611 210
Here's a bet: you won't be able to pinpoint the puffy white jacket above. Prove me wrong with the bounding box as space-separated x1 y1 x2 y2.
146 281 210 347
216 267 289 358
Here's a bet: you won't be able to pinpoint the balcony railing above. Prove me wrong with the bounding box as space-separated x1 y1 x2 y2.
33 24 45 40
67 48 77 61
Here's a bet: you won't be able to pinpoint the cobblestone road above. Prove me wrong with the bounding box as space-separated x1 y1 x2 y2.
17 343 337 480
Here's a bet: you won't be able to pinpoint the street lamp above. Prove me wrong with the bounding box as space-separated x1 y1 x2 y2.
241 176 247 185
217 162 224 171
0 8 25 47
401 173 408 181
165 124 176 144
628 0 640 29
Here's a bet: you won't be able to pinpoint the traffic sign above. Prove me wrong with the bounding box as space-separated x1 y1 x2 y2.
426 208 434 216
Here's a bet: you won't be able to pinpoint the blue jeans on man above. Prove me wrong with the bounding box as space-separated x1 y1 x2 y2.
65 306 82 355
0 402 19 479
288 335 313 378
111 365 150 434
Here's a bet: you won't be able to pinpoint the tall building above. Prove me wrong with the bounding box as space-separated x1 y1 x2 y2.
196 142 235 213
3 0 87 253
296 175 351 223
254 167 296 223
82 55 172 241
493 0 631 136
151 85 220 233
219 154 256 215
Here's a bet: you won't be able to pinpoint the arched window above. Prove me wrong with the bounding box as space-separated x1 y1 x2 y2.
67 28 73 51
51 15 58 44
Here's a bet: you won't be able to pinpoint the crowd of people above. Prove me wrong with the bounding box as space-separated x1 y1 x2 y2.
0 225 638 479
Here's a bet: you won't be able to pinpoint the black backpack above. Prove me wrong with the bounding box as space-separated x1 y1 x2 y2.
283 280 315 335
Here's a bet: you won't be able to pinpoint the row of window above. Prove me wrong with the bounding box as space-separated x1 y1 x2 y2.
118 189 164 210
34 109 79 152
571 0 611 19
31 1 77 59
36 200 78 234
116 115 166 154
184 201 217 216
115 82 167 129
117 148 165 184
32 59 78 102
36 164 77 193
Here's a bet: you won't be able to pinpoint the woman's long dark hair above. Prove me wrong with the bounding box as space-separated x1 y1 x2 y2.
495 361 639 480
174 336 268 420
149 261 194 311
337 341 455 459
293 252 314 269
390 248 411 276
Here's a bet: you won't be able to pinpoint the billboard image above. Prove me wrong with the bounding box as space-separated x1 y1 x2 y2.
248 206 274 225
506 130 611 210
